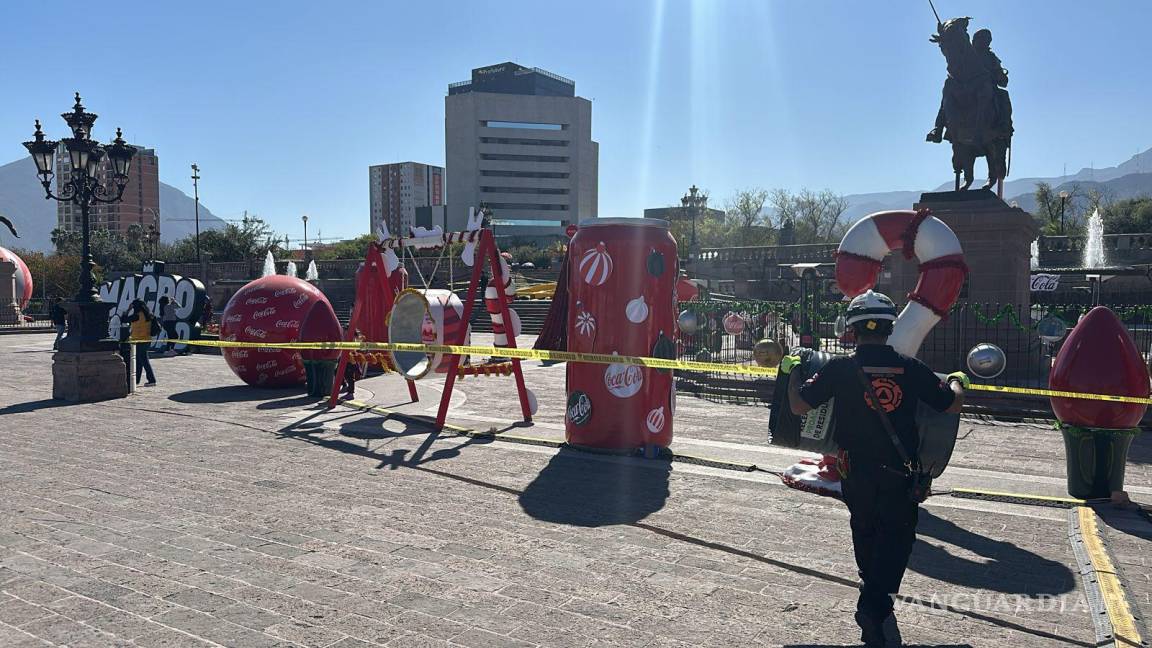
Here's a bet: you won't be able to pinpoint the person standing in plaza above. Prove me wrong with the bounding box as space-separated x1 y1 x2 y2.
782 291 966 647
49 296 66 350
125 299 158 386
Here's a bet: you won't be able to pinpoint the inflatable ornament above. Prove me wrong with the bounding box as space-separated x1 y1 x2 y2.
753 339 784 368
299 300 343 396
579 242 613 286
0 246 33 310
220 275 329 387
1050 307 1149 429
722 312 745 335
626 296 649 324
966 343 1006 379
525 388 539 416
677 310 699 335
695 349 712 362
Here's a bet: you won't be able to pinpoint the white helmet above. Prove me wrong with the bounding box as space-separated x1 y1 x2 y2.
845 290 898 326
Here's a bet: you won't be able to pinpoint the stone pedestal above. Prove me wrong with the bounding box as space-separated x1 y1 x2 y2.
883 189 1038 305
874 189 1040 377
52 351 129 402
0 260 20 325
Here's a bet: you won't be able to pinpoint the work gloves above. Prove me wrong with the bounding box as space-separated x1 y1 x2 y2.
779 355 803 375
946 371 970 389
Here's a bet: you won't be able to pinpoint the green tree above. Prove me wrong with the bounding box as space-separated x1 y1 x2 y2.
725 188 774 246
160 215 284 263
1102 196 1152 234
1032 183 1110 236
12 249 82 299
769 188 850 244
311 234 377 260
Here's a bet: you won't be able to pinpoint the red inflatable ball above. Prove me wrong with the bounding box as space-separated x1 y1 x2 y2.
0 246 33 310
1050 306 1150 429
220 275 331 387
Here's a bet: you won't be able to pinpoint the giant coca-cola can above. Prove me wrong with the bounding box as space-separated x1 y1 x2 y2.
566 218 678 449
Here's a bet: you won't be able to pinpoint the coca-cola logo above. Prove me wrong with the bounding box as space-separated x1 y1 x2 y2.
293 294 309 309
255 360 277 371
1030 274 1060 292
275 319 300 329
230 349 249 359
258 347 279 353
224 314 243 323
252 307 276 319
244 326 268 339
245 296 268 305
273 287 299 297
566 391 592 426
273 365 298 377
604 363 643 398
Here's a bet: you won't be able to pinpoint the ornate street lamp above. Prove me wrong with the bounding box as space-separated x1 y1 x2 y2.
680 184 707 255
301 214 309 254
24 93 136 350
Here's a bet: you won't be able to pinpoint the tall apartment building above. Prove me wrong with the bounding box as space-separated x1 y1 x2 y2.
369 162 444 236
445 62 598 238
55 144 159 237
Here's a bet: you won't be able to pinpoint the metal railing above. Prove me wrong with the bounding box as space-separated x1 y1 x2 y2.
674 299 1152 407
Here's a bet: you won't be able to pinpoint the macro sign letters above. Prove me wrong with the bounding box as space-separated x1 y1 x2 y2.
99 261 207 349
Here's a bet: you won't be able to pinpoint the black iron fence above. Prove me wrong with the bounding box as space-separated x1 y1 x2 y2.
675 299 1152 407
0 297 53 329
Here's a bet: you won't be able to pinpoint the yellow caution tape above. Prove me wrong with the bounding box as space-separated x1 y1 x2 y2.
967 383 1152 405
168 338 1152 404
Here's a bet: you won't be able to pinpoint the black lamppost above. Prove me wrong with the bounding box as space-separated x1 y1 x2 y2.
146 224 160 260
301 214 309 254
24 93 137 350
1058 190 1070 236
191 163 201 263
680 184 707 255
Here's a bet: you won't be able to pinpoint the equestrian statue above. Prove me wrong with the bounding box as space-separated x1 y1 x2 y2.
925 10 1014 194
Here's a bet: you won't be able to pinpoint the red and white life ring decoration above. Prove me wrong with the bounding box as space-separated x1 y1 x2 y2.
781 209 967 499
835 208 968 357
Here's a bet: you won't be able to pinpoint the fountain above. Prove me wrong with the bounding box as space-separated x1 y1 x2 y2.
1030 239 1040 270
261 251 276 278
285 261 298 277
1083 208 1107 269
305 259 319 281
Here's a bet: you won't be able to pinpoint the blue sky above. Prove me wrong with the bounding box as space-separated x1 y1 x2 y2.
2 0 1150 242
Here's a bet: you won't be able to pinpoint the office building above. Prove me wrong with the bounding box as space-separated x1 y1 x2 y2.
445 62 598 238
369 162 444 236
56 144 160 237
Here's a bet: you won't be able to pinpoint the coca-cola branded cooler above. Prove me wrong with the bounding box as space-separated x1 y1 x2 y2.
566 218 678 449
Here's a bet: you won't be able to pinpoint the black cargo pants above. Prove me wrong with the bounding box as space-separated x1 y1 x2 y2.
841 467 919 620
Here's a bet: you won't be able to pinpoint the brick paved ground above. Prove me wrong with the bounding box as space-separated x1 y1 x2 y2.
1 332 1148 647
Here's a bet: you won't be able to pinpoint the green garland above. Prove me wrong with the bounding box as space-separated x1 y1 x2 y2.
678 299 1152 335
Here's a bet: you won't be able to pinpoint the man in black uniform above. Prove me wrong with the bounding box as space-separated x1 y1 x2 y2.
781 291 967 647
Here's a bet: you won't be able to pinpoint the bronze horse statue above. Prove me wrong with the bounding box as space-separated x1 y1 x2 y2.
927 17 1013 192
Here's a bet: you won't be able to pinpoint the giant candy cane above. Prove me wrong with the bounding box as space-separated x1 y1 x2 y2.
835 209 968 356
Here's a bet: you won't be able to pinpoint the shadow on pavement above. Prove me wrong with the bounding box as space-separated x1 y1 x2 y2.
518 449 671 526
169 385 305 404
910 509 1076 595
0 398 76 414
1125 432 1151 464
266 414 1093 648
255 395 324 410
783 641 972 645
1096 504 1152 543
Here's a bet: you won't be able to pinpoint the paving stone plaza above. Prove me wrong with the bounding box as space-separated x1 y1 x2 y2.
1 332 1149 647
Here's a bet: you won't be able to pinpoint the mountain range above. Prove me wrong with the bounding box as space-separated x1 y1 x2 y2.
0 156 226 252
840 147 1152 222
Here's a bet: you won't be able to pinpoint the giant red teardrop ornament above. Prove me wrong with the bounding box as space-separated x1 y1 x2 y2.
1050 306 1150 428
299 299 343 362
